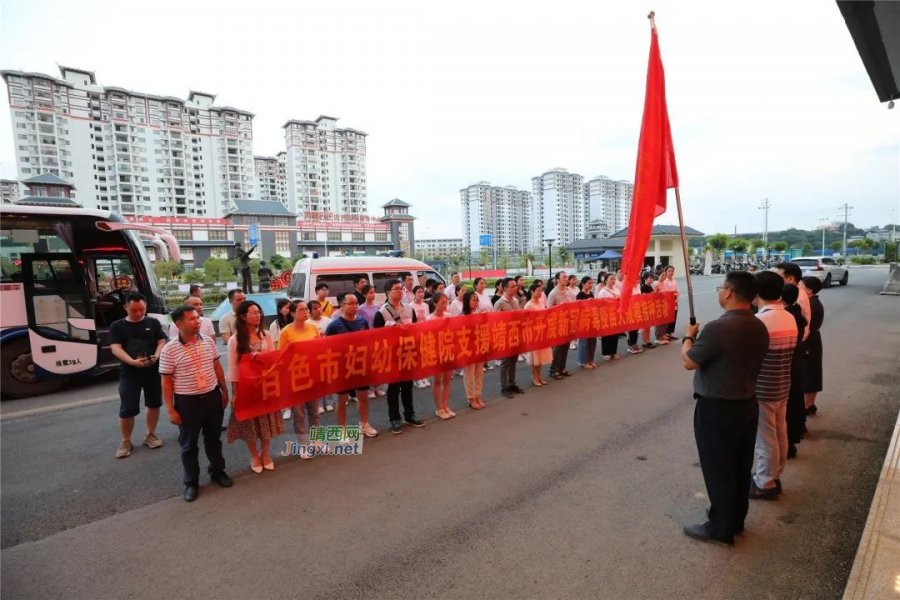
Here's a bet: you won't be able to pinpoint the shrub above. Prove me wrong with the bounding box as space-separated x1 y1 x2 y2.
850 256 876 265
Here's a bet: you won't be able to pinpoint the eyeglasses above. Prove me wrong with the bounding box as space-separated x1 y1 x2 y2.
715 286 731 293
390 287 403 292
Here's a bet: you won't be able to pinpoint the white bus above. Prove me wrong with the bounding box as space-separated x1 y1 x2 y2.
0 205 179 398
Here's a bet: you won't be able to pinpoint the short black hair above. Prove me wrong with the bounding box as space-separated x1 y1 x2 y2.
125 292 146 304
782 283 800 306
356 276 368 285
189 284 201 294
315 283 329 292
412 285 424 294
383 278 403 294
361 284 374 295
338 292 358 305
227 288 243 300
425 278 437 290
642 271 655 283
724 271 758 303
776 262 803 283
755 271 785 301
802 276 823 294
501 277 514 290
171 305 197 324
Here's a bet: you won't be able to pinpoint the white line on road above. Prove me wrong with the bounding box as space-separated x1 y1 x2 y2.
1 395 118 421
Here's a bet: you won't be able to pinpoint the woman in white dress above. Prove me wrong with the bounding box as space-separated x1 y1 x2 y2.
426 293 455 419
524 281 552 386
597 273 622 360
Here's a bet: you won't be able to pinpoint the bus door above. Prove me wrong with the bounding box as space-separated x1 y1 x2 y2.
21 253 98 377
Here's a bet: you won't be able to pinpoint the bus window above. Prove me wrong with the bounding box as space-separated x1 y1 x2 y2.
93 257 136 296
0 223 73 282
27 259 91 341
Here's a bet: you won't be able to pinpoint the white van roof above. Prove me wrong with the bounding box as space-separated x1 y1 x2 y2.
292 255 437 274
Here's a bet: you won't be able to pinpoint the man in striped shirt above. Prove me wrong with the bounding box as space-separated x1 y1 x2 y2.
160 305 233 502
750 271 798 500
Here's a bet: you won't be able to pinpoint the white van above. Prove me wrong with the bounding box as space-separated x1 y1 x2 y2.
288 256 446 305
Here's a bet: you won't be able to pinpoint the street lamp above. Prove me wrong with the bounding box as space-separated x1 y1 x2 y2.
544 238 555 280
818 217 829 255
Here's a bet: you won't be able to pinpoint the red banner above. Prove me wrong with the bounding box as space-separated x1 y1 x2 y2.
234 293 676 420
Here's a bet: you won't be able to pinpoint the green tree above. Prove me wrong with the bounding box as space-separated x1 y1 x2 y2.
267 254 291 271
830 241 843 253
521 252 536 269
884 241 898 263
801 243 813 256
727 238 749 254
770 241 789 253
203 257 235 282
556 246 571 266
849 239 877 255
748 238 765 254
183 270 205 284
706 234 729 258
154 259 183 281
479 249 490 267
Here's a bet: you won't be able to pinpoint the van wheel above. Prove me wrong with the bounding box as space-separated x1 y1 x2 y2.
823 274 832 288
839 271 848 286
1 338 68 399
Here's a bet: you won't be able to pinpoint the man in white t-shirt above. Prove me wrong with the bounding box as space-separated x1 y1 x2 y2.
217 288 245 344
168 296 216 340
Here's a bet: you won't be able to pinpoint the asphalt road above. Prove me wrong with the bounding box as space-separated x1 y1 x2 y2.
2 268 897 599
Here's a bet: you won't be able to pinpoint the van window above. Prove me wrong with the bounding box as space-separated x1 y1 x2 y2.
288 273 307 299
373 271 410 295
314 273 368 301
416 270 446 287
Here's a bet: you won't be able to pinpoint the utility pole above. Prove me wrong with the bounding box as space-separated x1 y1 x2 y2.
818 217 828 255
839 203 853 257
759 198 771 258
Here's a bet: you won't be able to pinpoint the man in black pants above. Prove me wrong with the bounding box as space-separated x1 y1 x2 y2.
160 305 233 502
373 279 426 435
680 271 769 545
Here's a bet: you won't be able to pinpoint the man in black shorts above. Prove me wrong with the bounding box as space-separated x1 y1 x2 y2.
109 293 168 458
325 293 377 438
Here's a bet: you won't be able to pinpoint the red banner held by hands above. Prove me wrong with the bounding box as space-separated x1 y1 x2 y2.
234 294 676 420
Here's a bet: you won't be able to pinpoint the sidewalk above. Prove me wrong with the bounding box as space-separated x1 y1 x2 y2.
842 408 900 600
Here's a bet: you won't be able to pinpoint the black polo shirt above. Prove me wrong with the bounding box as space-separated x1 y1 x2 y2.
687 308 769 400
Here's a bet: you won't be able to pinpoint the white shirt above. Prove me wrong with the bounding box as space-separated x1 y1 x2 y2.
449 299 464 316
169 317 215 341
401 287 416 305
598 287 620 300
475 291 494 313
218 311 237 339
310 316 332 336
446 283 457 301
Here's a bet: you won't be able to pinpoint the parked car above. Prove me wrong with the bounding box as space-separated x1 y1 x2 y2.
792 256 848 287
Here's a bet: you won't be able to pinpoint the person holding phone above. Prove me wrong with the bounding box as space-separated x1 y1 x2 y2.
109 293 168 459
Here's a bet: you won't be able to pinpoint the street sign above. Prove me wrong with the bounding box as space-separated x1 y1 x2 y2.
248 223 260 245
479 234 492 246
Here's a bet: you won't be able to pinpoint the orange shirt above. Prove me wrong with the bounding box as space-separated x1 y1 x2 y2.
278 321 319 348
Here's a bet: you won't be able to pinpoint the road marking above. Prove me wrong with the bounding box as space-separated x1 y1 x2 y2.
1 395 118 421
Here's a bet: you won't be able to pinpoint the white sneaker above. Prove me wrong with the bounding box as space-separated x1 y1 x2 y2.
375 389 386 397
311 440 328 456
317 406 325 415
414 380 426 389
362 422 378 438
299 446 314 460
282 409 292 420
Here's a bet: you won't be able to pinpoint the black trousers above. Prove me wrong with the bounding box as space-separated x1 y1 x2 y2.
175 388 226 486
600 335 619 356
627 330 639 346
387 380 415 422
666 309 679 334
693 394 758 542
240 267 253 293
550 344 569 374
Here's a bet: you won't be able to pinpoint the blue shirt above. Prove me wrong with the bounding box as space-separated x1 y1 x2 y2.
324 315 369 336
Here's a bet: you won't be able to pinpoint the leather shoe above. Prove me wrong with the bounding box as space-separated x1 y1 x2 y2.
184 484 199 502
749 481 778 500
683 522 733 546
510 385 525 394
211 472 233 488
502 389 514 398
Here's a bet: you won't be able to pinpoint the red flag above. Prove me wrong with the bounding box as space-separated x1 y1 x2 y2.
619 21 679 311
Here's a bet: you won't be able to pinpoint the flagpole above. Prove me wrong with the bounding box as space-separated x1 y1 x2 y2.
674 187 697 325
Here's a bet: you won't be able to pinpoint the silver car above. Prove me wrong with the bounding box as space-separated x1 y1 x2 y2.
793 256 848 287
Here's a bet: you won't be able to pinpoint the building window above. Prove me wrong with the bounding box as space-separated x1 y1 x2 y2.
172 229 192 241
327 232 341 242
302 231 316 241
275 231 290 253
351 232 365 241
210 246 229 259
208 229 228 241
375 233 388 242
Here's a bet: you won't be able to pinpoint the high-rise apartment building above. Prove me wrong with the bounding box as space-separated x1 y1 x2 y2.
283 116 367 216
460 182 532 255
2 66 257 217
0 179 20 203
585 175 634 233
254 153 288 206
531 169 586 248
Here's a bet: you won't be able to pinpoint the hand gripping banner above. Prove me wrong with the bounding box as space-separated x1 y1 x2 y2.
234 293 675 420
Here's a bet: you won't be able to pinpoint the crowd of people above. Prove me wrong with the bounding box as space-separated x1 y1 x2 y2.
681 262 825 546
106 263 824 511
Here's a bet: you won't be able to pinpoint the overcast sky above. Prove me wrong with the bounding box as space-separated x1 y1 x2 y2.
1 0 898 238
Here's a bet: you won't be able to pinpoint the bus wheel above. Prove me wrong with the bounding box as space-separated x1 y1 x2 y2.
1 338 68 399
